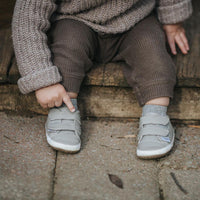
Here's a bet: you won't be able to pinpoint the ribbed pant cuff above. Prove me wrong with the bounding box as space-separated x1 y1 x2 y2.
135 81 175 106
62 77 83 93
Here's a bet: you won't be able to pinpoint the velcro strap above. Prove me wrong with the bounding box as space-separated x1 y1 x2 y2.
139 127 169 138
48 119 75 131
75 120 81 136
140 116 169 126
49 110 80 121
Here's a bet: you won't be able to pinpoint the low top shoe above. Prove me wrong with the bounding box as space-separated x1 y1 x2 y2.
137 114 175 159
45 105 81 153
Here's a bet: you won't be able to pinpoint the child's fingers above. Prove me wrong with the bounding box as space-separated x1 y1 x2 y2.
180 32 189 51
167 35 177 55
41 103 48 109
36 99 48 108
62 93 75 112
175 35 188 54
48 102 55 108
55 99 63 107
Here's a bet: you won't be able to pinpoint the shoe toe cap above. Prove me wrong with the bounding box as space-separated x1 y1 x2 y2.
137 136 168 151
48 131 80 146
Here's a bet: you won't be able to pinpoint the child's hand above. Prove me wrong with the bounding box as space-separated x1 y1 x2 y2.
35 83 75 112
163 23 189 55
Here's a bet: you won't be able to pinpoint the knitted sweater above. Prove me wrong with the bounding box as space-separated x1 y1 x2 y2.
12 0 192 94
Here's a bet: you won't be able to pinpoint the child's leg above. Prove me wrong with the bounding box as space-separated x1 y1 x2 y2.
112 14 176 159
113 14 176 105
46 19 98 153
48 18 98 96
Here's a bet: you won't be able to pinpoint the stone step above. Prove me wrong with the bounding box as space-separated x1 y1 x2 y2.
1 84 200 120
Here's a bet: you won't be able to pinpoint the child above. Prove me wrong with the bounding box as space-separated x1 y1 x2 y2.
12 0 192 159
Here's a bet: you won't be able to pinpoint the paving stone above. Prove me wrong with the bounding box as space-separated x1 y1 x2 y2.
0 112 199 200
54 120 160 200
159 169 200 200
0 112 55 200
158 126 200 200
158 126 200 170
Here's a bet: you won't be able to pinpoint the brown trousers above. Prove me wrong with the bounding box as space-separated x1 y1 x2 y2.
48 14 176 106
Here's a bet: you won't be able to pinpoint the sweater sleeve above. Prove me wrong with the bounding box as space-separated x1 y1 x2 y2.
12 0 62 94
156 0 193 24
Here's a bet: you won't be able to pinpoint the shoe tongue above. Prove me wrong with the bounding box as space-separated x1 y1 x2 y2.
58 105 70 112
49 105 76 117
143 112 160 117
142 105 167 116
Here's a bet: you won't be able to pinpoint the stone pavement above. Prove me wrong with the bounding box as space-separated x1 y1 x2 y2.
0 112 199 200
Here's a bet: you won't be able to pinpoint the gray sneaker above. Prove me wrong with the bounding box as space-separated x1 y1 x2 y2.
137 114 175 159
45 105 81 153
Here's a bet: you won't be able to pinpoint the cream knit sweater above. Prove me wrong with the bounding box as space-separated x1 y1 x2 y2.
12 0 192 94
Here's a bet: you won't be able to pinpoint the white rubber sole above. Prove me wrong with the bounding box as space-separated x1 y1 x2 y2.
46 133 81 153
137 133 175 159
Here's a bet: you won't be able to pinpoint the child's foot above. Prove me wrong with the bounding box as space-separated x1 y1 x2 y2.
136 105 175 159
45 103 81 153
